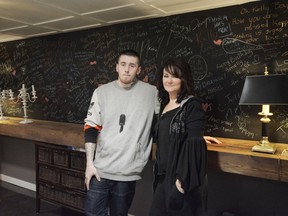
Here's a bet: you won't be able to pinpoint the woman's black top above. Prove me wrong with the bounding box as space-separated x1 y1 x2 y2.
157 107 180 175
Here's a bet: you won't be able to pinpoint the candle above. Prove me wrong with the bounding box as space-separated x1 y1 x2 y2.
9 89 13 100
32 85 35 92
262 105 270 114
22 84 25 89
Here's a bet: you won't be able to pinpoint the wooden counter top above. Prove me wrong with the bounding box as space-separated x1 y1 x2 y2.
207 137 288 182
1 117 288 182
0 117 84 148
207 137 288 157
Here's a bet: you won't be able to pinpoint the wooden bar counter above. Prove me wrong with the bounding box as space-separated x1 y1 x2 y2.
1 117 288 182
207 138 288 182
0 117 84 148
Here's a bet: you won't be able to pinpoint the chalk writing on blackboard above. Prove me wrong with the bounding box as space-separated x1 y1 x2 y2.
0 0 287 143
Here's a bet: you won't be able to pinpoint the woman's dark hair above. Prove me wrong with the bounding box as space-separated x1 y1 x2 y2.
157 57 195 106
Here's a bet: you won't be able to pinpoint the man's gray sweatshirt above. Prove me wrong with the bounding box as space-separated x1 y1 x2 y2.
84 80 159 181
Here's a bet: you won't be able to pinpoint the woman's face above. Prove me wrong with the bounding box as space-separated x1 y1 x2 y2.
162 68 181 95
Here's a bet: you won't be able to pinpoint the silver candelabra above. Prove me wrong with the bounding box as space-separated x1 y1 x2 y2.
0 89 14 120
12 84 37 124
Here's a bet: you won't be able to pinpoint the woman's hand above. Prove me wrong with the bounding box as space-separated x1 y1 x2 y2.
204 136 222 144
175 179 184 194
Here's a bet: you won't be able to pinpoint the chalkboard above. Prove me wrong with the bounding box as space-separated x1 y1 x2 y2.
0 0 287 143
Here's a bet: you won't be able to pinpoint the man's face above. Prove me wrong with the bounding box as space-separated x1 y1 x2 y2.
116 55 141 87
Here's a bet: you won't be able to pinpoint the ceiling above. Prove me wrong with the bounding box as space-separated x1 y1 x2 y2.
0 0 259 43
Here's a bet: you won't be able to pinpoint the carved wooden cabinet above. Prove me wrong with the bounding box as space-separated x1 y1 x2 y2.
35 142 86 213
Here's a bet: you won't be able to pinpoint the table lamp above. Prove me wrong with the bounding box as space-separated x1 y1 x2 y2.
239 67 288 154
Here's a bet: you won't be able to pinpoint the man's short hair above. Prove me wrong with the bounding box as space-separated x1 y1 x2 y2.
118 49 141 65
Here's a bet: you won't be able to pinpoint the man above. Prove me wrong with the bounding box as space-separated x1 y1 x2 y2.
84 49 220 216
84 49 159 216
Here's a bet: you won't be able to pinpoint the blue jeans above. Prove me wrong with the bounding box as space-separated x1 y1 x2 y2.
85 177 136 216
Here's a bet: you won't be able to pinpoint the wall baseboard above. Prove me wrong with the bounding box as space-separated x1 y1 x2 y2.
0 174 36 191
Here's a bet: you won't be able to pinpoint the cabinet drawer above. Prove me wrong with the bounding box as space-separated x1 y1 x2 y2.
39 165 60 184
53 149 69 167
38 147 52 163
39 183 85 211
70 151 86 171
61 170 85 191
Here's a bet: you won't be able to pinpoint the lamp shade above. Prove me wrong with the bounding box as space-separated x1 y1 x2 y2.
239 74 288 105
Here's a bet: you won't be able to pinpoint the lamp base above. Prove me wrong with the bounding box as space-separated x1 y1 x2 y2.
252 137 276 154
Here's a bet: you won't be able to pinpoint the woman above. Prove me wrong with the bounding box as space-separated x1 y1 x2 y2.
149 57 207 216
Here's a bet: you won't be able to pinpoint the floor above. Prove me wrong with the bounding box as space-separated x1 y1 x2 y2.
0 181 84 216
